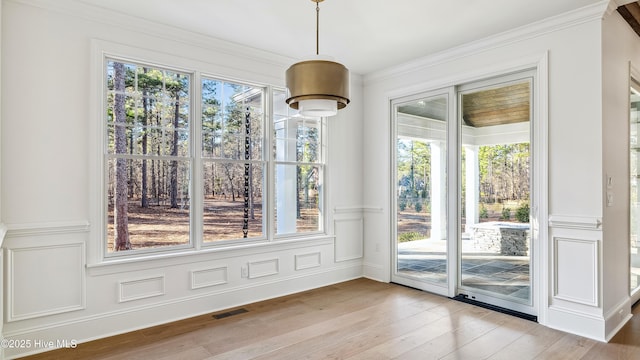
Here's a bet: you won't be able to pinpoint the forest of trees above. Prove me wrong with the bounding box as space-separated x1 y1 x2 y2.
106 60 266 251
105 60 322 252
397 139 530 222
107 61 192 251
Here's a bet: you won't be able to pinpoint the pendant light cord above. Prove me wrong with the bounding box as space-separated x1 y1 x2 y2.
315 1 320 55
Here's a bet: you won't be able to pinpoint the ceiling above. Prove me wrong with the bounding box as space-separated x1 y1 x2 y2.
75 0 619 75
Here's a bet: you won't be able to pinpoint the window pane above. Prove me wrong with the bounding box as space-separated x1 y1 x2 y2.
202 78 263 160
275 164 322 235
395 93 448 284
202 79 223 158
105 59 191 255
202 162 265 241
107 60 191 157
107 158 191 253
274 117 321 162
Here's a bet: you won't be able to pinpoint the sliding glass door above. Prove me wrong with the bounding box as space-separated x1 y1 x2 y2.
391 71 536 316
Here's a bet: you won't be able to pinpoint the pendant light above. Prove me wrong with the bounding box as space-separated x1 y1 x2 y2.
285 0 350 117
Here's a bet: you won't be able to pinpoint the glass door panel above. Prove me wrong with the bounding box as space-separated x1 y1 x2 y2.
458 78 534 312
392 91 450 293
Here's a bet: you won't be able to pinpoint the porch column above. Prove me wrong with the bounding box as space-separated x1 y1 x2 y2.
430 142 446 240
464 145 479 234
275 118 297 234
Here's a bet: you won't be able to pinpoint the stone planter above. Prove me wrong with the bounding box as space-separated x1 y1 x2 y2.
471 222 530 256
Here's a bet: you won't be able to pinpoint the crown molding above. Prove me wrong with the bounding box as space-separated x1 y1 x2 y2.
364 0 610 85
6 0 295 70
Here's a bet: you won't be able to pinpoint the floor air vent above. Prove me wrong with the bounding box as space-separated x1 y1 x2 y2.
452 294 537 322
212 308 248 319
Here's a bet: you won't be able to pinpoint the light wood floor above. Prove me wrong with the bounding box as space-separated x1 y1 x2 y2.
23 278 640 359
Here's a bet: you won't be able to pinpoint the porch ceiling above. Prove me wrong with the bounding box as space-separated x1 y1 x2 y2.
462 82 530 128
397 82 531 128
618 1 640 37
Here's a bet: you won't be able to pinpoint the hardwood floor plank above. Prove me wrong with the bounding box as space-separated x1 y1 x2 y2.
393 309 521 360
243 289 437 359
19 279 640 360
344 304 492 360
440 313 537 359
532 333 597 360
487 322 567 360
579 304 640 360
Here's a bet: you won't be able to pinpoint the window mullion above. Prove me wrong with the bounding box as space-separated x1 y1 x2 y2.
265 86 275 242
192 71 203 251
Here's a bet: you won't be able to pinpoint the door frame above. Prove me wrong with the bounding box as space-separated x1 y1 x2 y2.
389 53 549 321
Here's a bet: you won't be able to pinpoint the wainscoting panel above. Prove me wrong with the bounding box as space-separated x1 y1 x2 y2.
7 242 85 321
248 258 279 279
295 252 322 270
118 275 165 303
190 266 228 290
334 217 364 262
553 237 599 306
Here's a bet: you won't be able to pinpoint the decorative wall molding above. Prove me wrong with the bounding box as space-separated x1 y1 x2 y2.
118 275 165 303
553 237 599 307
548 215 602 230
5 220 90 238
333 206 364 214
87 236 333 276
295 252 322 271
11 0 293 75
7 242 86 321
334 206 383 214
248 258 279 279
334 217 364 262
190 266 228 290
1 263 362 360
365 0 609 84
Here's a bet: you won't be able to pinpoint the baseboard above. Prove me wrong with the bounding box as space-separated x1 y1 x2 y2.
604 296 633 342
362 261 389 282
546 305 606 342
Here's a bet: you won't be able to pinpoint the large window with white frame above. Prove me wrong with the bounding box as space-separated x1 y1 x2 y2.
101 53 325 259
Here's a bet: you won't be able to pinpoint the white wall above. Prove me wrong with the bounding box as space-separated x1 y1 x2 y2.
362 0 617 341
601 6 640 337
0 0 363 358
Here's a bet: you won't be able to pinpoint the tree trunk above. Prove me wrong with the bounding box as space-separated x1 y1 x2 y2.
141 68 149 208
114 62 131 251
